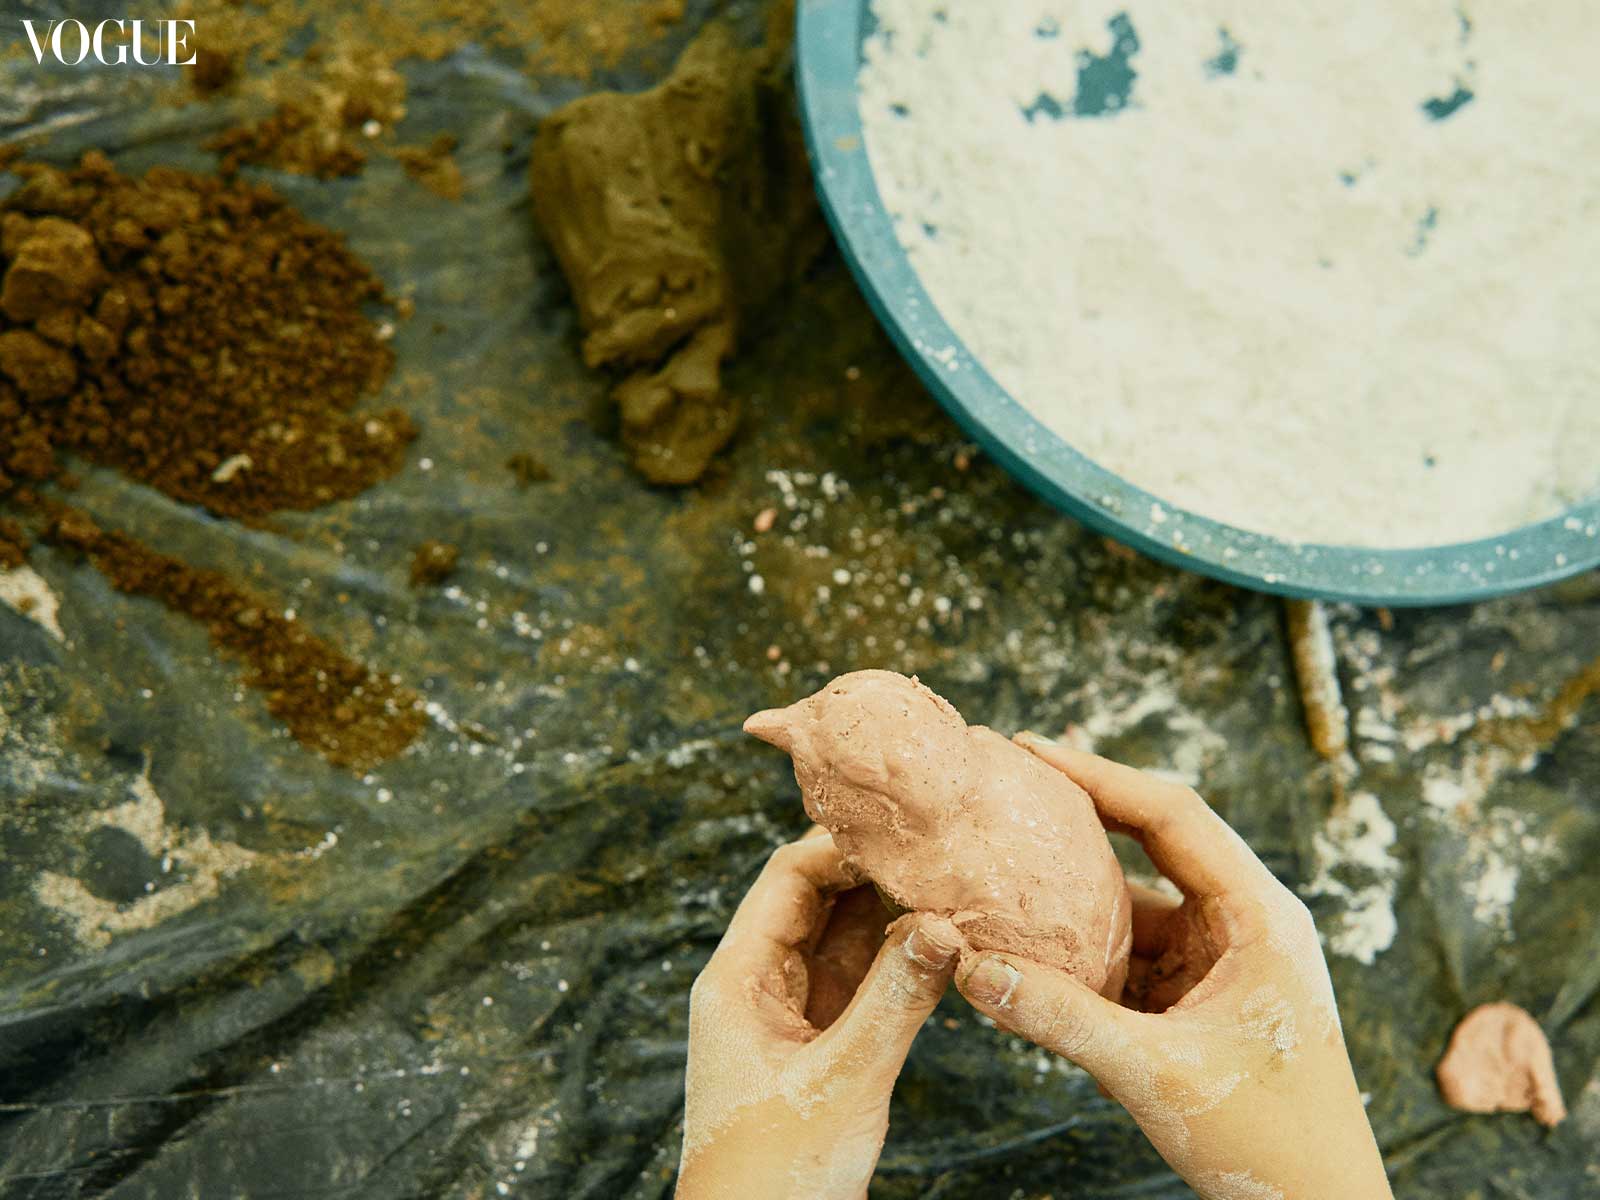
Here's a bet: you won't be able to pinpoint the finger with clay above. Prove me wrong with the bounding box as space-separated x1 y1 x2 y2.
677 828 958 1200
955 735 1394 1200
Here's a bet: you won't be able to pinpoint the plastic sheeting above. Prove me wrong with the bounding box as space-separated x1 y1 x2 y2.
2 5 1599 1197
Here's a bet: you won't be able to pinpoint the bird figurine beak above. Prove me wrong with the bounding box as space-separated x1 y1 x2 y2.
743 706 796 751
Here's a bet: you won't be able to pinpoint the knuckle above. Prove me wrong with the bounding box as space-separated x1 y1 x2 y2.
1279 892 1320 940
767 842 797 866
1248 886 1320 949
1282 890 1316 926
687 964 728 1014
1230 893 1277 939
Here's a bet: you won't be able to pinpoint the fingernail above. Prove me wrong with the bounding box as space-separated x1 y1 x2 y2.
963 957 1022 1008
1016 730 1057 747
904 922 959 970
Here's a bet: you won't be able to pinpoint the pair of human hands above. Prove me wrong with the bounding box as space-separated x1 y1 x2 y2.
676 737 1393 1200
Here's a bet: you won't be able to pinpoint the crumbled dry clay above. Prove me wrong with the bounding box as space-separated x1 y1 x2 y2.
1436 1002 1566 1127
746 670 1132 996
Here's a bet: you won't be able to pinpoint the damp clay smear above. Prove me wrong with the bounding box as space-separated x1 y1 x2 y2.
0 152 422 767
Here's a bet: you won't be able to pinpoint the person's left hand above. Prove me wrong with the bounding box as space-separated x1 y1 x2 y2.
676 827 960 1199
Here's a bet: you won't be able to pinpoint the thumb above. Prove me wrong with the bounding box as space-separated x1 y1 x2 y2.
957 950 1151 1094
817 913 959 1072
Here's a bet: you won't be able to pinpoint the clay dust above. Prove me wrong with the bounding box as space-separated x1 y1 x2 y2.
33 766 260 950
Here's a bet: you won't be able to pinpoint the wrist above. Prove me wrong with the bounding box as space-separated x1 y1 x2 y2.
677 1117 878 1200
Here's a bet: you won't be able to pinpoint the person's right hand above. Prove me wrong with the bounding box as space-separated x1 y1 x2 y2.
955 735 1394 1200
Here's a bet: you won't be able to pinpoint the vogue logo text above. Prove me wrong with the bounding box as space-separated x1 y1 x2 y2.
20 19 197 66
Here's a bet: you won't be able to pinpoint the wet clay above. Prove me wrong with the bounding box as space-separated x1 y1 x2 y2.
746 670 1133 997
529 7 825 484
1436 1002 1566 1127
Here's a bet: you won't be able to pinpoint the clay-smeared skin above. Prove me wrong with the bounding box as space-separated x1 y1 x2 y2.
677 830 962 1200
745 670 1132 998
955 739 1395 1200
1436 1002 1566 1127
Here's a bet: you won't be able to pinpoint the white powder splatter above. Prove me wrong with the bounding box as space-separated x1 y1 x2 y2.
1190 1169 1285 1200
1059 670 1226 787
0 565 64 641
1421 742 1533 817
861 3 1600 546
1302 791 1402 964
1421 746 1558 930
1238 984 1300 1058
1181 1069 1244 1118
34 765 259 949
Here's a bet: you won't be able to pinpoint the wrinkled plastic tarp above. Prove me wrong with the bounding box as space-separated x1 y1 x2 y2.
3 5 1600 1197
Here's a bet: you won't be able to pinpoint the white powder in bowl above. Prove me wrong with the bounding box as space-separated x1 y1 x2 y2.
858 2 1600 548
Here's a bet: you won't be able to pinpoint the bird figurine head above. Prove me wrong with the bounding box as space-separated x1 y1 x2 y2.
744 670 976 848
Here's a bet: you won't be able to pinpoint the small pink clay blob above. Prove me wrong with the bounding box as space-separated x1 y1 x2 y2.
746 670 1132 999
1436 1002 1566 1127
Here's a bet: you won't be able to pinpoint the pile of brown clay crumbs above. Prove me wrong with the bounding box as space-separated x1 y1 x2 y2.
0 151 422 767
530 7 825 485
0 151 413 541
47 506 424 771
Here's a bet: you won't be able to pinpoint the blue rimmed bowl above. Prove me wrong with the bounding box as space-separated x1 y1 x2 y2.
794 0 1600 606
